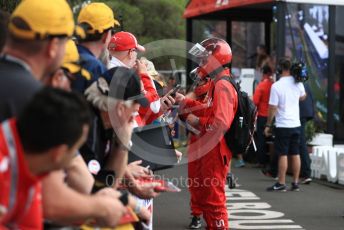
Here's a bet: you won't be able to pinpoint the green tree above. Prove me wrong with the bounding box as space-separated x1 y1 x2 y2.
0 0 20 13
101 0 187 69
1 0 188 69
0 0 88 13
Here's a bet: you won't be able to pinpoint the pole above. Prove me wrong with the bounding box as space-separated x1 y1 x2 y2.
276 1 286 63
327 5 335 134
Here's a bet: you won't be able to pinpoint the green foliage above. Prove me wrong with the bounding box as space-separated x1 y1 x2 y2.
305 120 316 143
0 0 87 13
305 120 324 143
102 0 186 41
68 0 86 6
0 0 20 13
0 0 188 69
100 0 187 69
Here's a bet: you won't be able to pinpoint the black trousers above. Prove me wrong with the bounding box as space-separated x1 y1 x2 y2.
256 116 269 165
300 119 312 178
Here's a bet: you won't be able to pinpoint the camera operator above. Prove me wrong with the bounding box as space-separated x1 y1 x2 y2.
264 58 307 192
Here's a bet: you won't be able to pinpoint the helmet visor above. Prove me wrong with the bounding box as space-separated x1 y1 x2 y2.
189 43 208 58
189 43 209 66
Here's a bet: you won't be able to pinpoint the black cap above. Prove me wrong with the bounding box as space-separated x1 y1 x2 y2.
106 67 149 107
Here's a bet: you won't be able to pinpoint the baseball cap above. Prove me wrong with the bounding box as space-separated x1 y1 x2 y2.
107 67 148 107
78 3 120 35
62 40 91 80
9 0 74 40
108 31 145 52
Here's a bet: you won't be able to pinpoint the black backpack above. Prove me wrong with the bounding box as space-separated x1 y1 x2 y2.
215 76 257 156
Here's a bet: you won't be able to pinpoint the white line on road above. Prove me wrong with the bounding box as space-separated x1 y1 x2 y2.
226 189 304 230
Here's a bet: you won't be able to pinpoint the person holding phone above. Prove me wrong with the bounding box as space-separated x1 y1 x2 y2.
106 31 176 126
180 38 238 229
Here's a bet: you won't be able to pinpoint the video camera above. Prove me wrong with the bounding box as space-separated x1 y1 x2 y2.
290 61 308 82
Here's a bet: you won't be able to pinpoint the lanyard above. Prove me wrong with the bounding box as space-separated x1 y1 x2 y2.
2 121 35 228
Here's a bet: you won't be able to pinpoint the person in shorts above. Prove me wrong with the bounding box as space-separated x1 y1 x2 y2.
264 58 306 192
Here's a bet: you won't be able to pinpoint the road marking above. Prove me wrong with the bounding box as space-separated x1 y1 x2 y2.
226 189 303 229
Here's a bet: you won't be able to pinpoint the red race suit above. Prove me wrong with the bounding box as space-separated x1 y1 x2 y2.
180 69 237 229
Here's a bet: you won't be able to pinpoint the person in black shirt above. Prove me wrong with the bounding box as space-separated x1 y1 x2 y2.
0 0 74 122
299 83 315 184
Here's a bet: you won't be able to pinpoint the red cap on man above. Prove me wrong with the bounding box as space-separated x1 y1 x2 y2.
108 31 145 52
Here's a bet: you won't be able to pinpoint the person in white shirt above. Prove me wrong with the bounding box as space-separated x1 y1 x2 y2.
264 58 307 192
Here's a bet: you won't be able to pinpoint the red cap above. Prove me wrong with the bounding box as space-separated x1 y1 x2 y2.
108 31 145 52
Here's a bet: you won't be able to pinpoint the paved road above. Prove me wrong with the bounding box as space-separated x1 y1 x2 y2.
153 160 344 230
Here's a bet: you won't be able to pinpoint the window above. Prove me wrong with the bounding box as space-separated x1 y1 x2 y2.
285 3 329 128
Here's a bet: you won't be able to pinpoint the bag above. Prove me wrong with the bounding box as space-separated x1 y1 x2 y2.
128 123 178 171
216 76 257 156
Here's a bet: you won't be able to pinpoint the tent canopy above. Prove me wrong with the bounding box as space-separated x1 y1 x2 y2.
184 0 344 18
183 0 273 18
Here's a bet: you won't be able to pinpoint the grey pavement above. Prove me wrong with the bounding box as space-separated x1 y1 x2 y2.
153 159 344 230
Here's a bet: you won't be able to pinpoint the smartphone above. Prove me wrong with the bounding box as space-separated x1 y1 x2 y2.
138 178 181 193
168 84 181 97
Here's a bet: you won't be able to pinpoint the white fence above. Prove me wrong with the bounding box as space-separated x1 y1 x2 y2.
310 146 344 185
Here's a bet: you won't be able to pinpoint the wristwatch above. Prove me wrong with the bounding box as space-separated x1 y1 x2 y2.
119 140 133 151
119 190 129 206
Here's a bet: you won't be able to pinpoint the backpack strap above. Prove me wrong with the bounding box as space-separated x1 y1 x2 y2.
212 76 243 118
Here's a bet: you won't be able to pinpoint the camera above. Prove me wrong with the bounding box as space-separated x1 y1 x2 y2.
291 61 308 82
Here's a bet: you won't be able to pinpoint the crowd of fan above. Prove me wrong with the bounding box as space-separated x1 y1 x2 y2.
0 0 185 229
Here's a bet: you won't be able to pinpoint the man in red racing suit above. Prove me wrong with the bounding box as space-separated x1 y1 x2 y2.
180 38 237 229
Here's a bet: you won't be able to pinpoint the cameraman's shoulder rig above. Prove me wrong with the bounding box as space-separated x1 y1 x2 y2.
291 61 308 83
